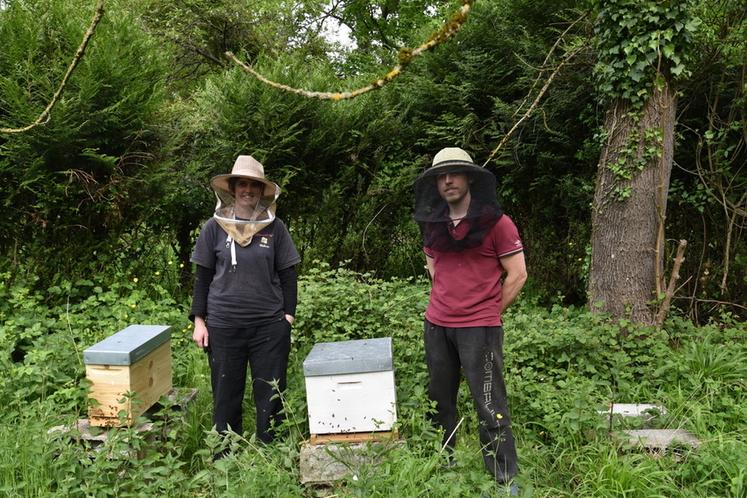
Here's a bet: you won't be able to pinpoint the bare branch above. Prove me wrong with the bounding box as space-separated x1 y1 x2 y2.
512 11 588 119
674 296 747 312
226 1 474 101
159 32 227 67
655 239 688 328
483 44 584 167
1 0 106 134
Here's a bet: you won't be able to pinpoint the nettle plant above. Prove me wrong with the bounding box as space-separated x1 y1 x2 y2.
593 0 700 198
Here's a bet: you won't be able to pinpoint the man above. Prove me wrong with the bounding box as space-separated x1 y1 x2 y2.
413 147 527 493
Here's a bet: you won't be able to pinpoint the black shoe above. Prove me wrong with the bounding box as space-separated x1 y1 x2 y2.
212 448 230 462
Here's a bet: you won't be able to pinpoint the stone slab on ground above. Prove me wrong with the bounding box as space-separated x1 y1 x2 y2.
144 387 199 417
47 387 198 452
598 403 667 418
300 439 405 484
623 429 700 452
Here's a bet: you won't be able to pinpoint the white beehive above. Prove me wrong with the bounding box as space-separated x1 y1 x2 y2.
303 337 397 435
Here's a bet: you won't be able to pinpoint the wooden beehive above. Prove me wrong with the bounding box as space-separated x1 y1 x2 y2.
303 337 397 435
83 325 172 427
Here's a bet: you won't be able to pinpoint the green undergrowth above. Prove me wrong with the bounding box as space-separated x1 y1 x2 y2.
0 264 744 496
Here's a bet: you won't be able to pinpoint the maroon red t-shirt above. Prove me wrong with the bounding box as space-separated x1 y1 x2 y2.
424 214 523 327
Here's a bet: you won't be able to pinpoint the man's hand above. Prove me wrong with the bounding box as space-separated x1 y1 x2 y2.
500 251 528 313
284 314 295 325
425 255 435 281
192 316 209 348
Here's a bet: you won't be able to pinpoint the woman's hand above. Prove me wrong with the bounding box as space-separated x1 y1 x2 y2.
193 316 209 348
284 314 295 326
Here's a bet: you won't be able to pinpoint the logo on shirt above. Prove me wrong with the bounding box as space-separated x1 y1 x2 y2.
260 236 270 248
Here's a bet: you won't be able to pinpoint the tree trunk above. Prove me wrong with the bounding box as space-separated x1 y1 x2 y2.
589 84 677 325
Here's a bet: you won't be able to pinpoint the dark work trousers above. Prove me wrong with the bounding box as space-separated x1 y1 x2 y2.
424 319 519 484
207 318 291 443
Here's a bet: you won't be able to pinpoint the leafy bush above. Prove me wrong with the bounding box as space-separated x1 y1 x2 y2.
0 263 744 496
0 269 191 420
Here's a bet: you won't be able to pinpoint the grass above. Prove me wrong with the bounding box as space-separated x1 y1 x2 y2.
0 266 744 496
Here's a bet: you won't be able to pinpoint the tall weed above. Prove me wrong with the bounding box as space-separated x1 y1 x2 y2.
0 262 744 496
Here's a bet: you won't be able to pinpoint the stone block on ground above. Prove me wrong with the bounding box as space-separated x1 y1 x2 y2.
623 429 700 453
598 403 667 420
300 438 404 484
47 387 198 455
143 387 199 419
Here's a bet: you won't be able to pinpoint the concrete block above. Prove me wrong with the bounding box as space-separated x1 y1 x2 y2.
598 403 667 418
623 429 700 452
299 439 404 484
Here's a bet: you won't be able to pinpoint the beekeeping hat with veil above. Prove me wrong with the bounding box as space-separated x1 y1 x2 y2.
210 155 280 267
413 147 502 252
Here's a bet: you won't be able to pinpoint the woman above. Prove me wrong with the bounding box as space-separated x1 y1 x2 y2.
190 155 300 443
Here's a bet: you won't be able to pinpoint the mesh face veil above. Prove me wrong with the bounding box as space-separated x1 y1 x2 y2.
213 180 278 222
209 156 281 269
413 149 502 252
212 182 278 243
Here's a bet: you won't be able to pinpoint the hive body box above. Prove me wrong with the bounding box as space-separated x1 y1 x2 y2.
84 325 172 427
304 337 397 435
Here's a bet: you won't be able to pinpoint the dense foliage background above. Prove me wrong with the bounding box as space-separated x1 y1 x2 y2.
1 0 745 496
1 0 744 315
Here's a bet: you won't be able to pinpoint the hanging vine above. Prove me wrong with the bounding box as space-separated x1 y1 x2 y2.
226 0 474 101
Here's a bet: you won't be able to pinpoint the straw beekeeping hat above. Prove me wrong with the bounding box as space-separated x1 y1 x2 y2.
210 155 280 200
425 147 486 176
413 146 502 252
209 155 281 250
